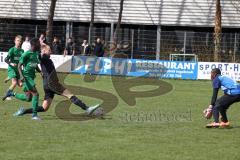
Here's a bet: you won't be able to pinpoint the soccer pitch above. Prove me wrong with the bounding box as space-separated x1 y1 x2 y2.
0 69 240 160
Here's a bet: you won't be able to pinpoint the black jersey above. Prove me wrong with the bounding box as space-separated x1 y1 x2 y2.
39 54 59 85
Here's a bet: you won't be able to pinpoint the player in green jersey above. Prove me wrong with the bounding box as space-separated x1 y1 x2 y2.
2 35 24 101
4 38 41 120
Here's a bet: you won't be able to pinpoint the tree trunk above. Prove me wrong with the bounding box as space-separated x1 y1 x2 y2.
214 0 222 62
46 0 57 44
113 0 124 43
89 0 95 45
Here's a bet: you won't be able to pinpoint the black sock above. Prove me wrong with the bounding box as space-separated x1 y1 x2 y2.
220 109 228 122
70 96 88 110
6 89 12 94
23 106 45 114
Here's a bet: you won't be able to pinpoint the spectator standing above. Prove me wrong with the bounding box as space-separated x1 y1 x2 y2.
52 36 63 55
81 40 90 56
21 35 31 52
64 37 76 56
93 38 104 57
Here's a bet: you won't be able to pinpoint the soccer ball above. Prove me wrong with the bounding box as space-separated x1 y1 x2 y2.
92 107 104 117
203 107 213 119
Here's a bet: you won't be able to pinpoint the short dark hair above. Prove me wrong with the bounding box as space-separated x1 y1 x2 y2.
30 38 39 46
211 68 221 75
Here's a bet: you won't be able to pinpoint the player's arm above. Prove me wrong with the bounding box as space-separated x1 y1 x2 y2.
210 77 221 106
18 62 24 81
5 48 17 67
4 55 11 65
210 88 219 106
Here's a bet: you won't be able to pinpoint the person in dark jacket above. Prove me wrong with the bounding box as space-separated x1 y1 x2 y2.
52 36 63 55
64 37 76 56
93 38 104 57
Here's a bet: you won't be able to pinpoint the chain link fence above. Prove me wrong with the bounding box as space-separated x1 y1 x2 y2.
0 21 240 62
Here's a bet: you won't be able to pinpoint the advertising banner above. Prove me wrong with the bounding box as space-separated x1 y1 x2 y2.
1 53 72 72
198 62 240 81
0 52 8 69
72 56 198 79
50 55 72 72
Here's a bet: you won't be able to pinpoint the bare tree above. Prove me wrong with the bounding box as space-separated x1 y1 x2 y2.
113 0 124 43
88 0 95 45
214 0 222 62
46 0 57 44
231 0 240 13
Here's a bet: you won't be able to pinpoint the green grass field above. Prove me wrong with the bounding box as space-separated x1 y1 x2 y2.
0 69 240 160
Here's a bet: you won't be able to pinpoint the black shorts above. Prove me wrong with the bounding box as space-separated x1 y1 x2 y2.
43 81 66 100
215 94 240 110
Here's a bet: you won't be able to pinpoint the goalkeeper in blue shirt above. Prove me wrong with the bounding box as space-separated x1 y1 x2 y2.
204 68 240 128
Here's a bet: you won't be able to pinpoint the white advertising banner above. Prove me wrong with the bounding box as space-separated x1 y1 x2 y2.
198 62 240 81
1 52 72 72
50 55 72 72
0 52 8 69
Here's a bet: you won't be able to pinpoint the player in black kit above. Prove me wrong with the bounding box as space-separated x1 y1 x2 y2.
14 44 103 118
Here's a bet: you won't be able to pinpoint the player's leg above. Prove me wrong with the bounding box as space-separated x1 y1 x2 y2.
23 77 41 119
207 94 240 128
4 76 10 83
10 78 18 90
3 71 26 101
214 94 240 121
5 82 33 102
61 88 103 115
14 91 32 102
30 89 40 119
17 79 23 87
2 78 18 101
61 88 88 110
14 99 53 116
49 81 103 116
14 88 54 116
49 82 88 110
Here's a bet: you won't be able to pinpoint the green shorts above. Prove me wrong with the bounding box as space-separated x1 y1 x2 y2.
23 77 36 92
7 67 20 79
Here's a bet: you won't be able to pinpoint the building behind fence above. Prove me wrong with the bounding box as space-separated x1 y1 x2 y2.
1 0 240 62
0 21 240 62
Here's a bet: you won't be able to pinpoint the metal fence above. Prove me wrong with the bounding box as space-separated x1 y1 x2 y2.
0 21 240 62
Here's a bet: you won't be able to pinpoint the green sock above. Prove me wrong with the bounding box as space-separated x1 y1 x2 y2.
15 93 29 101
32 95 39 116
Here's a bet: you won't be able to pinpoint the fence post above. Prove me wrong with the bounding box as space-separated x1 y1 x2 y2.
234 32 237 62
70 22 73 38
184 31 187 54
137 28 140 49
35 25 38 38
206 32 209 46
156 25 161 60
183 31 187 61
131 29 134 59
66 22 72 46
110 22 114 42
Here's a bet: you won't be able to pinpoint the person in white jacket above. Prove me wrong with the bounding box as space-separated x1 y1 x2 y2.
21 35 31 52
